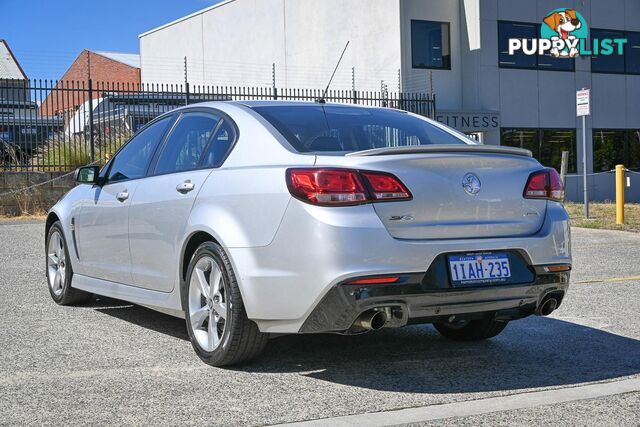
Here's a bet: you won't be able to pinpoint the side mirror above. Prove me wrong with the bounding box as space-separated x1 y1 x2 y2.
74 165 100 185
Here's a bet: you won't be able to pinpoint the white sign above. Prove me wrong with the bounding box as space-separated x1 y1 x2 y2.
576 89 590 117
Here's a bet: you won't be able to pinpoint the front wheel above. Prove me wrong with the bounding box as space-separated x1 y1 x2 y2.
45 221 92 305
433 318 508 341
183 242 267 366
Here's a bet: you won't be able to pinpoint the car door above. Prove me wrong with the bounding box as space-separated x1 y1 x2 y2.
128 110 236 292
76 115 174 284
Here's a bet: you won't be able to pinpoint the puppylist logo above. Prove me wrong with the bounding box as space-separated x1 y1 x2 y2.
508 8 627 58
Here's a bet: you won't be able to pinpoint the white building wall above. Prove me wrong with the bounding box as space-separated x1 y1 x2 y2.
140 0 402 91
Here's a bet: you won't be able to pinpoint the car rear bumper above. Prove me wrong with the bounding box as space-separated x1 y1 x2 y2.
299 267 570 333
228 199 571 334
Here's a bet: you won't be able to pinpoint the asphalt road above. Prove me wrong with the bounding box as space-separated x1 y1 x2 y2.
0 222 639 426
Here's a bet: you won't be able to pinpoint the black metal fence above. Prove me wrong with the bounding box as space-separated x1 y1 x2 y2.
0 79 436 172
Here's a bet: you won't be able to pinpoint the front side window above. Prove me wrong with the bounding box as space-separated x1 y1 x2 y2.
593 129 640 172
253 105 466 153
154 112 219 175
501 128 577 173
107 116 173 182
411 20 451 70
591 29 625 73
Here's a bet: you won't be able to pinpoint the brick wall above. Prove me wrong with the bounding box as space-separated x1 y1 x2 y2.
39 50 141 116
0 172 75 216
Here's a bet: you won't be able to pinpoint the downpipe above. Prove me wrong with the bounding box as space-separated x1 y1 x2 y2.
353 310 388 330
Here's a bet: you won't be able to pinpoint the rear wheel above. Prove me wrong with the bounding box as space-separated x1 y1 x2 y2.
184 242 267 366
46 221 92 305
433 318 508 341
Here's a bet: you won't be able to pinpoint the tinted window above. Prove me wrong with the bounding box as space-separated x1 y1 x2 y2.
593 129 640 172
154 112 219 175
498 22 574 71
498 22 537 69
591 29 625 73
253 105 465 153
108 116 173 182
501 128 577 173
411 20 451 70
626 31 640 74
202 119 236 167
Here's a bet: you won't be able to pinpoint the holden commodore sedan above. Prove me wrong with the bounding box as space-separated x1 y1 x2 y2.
45 101 571 366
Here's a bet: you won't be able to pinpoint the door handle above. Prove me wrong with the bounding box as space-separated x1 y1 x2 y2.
116 191 129 202
176 180 195 194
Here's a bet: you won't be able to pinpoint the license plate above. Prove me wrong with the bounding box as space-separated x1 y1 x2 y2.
448 252 511 286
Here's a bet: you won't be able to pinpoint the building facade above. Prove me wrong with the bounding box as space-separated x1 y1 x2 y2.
139 0 640 202
40 50 141 118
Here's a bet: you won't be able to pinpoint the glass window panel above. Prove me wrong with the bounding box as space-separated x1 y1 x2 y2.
108 116 173 182
591 29 625 73
498 22 537 69
411 21 451 70
201 119 236 167
625 31 640 74
593 129 626 172
540 129 577 173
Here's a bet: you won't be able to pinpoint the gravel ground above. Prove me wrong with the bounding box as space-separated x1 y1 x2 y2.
0 223 639 426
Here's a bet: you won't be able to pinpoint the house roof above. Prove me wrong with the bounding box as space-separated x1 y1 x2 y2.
92 50 141 68
0 39 28 80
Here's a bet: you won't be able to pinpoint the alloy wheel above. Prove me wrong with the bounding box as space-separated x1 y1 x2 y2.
47 230 66 296
188 256 228 351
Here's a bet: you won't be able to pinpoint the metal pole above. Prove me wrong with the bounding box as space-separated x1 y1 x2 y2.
87 52 95 163
582 114 588 218
184 56 190 106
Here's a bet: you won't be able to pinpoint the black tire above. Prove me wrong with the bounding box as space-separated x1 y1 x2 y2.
45 221 92 305
433 318 508 341
183 242 267 367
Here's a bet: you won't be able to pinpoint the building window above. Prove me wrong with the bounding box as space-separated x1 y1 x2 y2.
593 129 640 172
411 20 451 70
591 29 626 73
625 31 640 74
501 128 577 173
498 21 575 71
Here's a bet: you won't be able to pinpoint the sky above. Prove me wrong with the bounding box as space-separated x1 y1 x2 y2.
0 0 222 81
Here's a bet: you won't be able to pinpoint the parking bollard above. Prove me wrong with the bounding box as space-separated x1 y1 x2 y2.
616 164 625 225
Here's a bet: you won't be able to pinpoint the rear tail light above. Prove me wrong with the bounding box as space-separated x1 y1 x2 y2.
523 168 564 202
360 171 412 201
286 168 412 206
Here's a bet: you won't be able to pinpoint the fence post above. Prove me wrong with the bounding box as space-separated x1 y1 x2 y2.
87 78 95 163
184 56 190 105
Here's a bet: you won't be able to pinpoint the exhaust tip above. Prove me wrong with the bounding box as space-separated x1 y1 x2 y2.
538 298 558 316
353 310 388 331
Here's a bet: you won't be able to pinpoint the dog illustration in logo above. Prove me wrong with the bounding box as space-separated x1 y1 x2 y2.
543 9 582 57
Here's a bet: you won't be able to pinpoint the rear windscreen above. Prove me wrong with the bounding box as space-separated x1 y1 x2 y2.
252 105 466 153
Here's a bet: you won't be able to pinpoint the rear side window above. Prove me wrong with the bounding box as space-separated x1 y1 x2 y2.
108 116 173 182
201 119 236 167
252 105 465 153
154 112 219 175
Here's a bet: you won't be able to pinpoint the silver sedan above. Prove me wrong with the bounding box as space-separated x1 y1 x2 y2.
45 101 571 366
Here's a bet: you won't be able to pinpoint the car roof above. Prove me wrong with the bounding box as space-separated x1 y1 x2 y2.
177 100 394 110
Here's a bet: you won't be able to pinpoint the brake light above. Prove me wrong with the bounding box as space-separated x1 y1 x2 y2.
286 168 411 206
360 171 412 201
523 168 564 202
